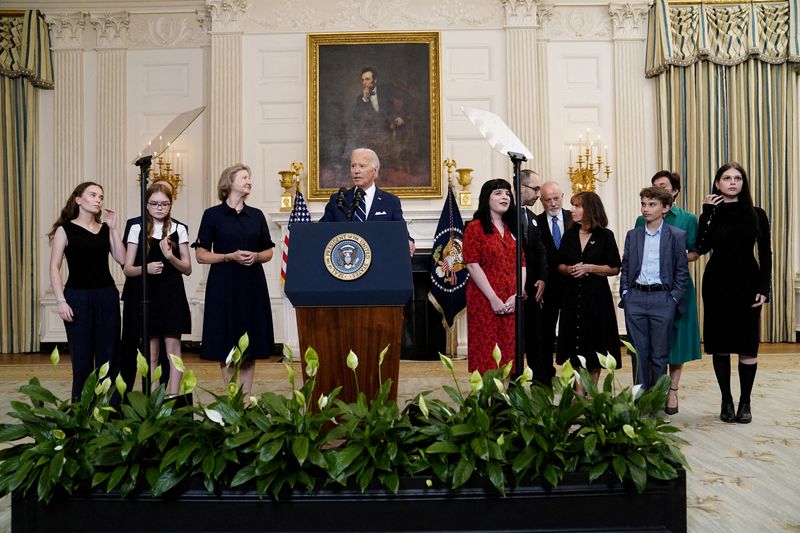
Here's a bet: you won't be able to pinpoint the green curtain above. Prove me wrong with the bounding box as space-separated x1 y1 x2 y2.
646 0 799 343
0 10 54 352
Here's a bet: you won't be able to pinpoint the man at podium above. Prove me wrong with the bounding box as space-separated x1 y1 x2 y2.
320 148 415 256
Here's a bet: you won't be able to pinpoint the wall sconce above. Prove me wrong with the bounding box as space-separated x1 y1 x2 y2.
278 161 304 211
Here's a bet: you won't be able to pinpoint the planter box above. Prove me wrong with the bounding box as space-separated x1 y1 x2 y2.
12 470 686 532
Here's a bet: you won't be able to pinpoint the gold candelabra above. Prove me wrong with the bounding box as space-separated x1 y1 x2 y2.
138 155 183 200
279 161 304 211
568 132 611 194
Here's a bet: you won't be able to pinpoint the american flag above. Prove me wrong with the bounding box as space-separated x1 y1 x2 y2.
281 189 312 285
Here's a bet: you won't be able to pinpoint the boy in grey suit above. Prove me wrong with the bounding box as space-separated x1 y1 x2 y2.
619 187 689 390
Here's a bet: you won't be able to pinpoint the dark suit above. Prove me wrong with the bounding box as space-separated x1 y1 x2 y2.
536 209 570 362
320 186 408 226
619 222 688 389
120 216 185 391
521 208 550 383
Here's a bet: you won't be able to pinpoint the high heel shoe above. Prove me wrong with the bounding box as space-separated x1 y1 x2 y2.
664 387 679 415
735 402 752 424
720 402 736 423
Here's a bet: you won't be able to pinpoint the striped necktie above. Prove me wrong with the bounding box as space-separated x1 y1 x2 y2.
354 189 367 221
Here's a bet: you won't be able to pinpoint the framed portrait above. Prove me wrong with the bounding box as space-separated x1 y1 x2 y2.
308 31 442 200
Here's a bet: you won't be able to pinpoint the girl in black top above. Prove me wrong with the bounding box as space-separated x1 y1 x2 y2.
697 162 771 424
48 182 125 401
123 182 192 395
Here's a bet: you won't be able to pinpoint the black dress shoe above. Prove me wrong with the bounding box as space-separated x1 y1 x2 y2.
720 402 736 423
735 402 752 424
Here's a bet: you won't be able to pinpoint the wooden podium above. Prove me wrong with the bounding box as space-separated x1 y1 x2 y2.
285 222 412 403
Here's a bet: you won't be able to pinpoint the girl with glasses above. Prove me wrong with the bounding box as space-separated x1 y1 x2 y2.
123 182 192 394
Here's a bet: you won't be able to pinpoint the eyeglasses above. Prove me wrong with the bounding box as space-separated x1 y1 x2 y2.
147 201 171 209
521 184 540 193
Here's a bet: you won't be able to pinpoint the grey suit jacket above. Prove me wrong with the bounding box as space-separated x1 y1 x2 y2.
619 222 689 313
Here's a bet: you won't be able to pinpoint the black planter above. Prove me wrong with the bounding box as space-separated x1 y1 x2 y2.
12 470 685 532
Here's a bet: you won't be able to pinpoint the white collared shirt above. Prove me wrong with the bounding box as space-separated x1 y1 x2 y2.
360 183 377 219
547 211 565 238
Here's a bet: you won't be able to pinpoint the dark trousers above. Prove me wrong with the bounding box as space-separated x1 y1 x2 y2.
524 298 554 385
63 286 120 401
120 299 171 392
623 289 676 390
539 285 561 362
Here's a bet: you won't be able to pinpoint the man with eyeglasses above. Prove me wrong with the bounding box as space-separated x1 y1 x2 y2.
119 180 187 392
518 170 549 385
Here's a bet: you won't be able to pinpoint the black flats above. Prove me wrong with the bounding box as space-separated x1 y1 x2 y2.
735 402 752 424
720 402 736 423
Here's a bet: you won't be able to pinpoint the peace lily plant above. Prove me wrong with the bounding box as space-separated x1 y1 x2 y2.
0 335 687 503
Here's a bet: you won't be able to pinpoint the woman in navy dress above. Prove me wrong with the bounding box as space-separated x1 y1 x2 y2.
194 164 275 398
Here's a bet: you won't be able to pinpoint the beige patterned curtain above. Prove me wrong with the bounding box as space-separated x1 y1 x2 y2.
646 0 799 343
0 10 54 352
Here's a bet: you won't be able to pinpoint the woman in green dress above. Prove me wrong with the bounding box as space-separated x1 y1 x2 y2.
635 171 701 414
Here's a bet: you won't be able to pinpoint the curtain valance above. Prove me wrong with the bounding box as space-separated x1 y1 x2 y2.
0 10 54 89
646 0 800 77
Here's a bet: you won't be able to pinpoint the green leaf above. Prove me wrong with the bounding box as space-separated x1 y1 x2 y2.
292 436 309 466
237 332 250 356
612 456 627 481
486 462 505 495
151 470 185 497
231 465 257 487
333 443 365 473
127 391 148 418
511 446 535 474
426 441 459 454
107 465 127 491
452 456 475 488
588 462 608 482
0 424 28 442
382 471 399 493
470 437 489 460
450 423 475 437
543 464 559 487
583 434 597 456
629 463 647 493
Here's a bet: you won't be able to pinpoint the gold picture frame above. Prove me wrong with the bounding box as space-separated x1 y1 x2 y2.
308 31 442 201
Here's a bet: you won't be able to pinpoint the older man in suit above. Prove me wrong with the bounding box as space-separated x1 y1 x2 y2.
320 148 415 256
619 187 689 391
536 181 570 375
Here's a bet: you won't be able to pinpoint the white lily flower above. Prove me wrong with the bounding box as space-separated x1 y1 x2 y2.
204 408 225 426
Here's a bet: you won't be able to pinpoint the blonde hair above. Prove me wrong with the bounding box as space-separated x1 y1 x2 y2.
217 163 251 201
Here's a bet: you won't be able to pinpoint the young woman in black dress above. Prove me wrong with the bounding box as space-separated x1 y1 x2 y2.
556 191 621 397
48 182 125 400
194 164 275 399
697 162 771 424
123 182 192 394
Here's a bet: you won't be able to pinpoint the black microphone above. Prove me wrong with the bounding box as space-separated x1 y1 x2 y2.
349 187 365 221
336 187 347 215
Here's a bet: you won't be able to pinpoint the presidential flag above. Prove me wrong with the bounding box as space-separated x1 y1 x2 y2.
429 187 469 327
280 189 312 285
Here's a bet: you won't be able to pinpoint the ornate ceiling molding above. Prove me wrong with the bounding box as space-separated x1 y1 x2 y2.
127 12 210 48
89 11 131 48
206 0 247 33
249 0 501 32
501 0 537 28
538 5 612 41
46 11 87 49
609 3 649 40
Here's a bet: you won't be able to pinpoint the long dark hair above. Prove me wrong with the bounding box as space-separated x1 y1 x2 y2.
713 162 758 229
473 179 517 236
47 181 103 240
570 191 608 231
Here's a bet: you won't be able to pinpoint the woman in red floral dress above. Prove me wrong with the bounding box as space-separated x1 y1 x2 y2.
463 179 525 374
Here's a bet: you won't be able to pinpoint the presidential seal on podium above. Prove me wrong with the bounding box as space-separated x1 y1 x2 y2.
324 233 372 280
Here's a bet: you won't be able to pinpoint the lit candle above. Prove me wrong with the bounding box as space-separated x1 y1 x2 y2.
604 145 608 160
578 134 583 151
569 145 574 161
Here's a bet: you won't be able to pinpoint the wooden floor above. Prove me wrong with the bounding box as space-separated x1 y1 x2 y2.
1 344 799 532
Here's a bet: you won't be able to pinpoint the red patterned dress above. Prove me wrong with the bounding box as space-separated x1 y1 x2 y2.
463 219 523 374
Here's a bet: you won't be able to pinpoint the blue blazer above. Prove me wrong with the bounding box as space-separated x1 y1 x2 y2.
320 186 407 224
619 222 689 313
